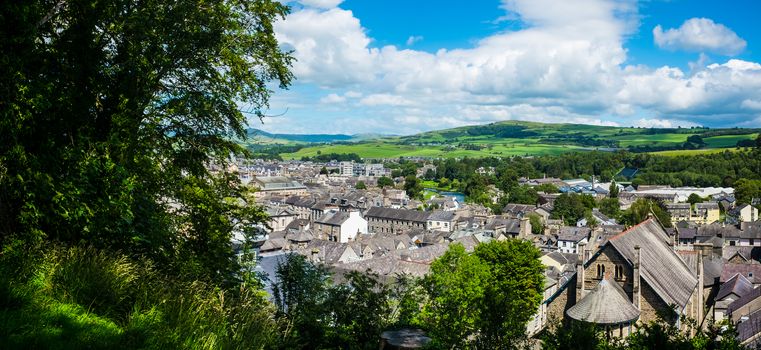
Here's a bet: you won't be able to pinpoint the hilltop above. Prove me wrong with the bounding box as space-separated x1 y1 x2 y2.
272 120 759 159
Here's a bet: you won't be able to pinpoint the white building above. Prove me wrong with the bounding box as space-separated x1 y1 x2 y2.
339 161 354 177
313 210 368 243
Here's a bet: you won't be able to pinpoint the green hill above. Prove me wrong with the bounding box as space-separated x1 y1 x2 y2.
277 121 759 159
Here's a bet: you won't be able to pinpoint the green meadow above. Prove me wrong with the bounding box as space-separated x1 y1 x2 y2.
273 121 760 159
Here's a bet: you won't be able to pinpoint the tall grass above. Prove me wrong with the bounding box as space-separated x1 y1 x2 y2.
0 243 278 349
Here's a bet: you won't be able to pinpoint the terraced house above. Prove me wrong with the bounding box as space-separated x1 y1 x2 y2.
365 207 430 234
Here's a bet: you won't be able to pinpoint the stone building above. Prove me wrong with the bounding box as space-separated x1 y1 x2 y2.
545 218 704 337
365 207 430 234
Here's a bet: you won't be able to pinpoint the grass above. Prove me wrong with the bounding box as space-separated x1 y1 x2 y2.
648 148 748 156
702 133 759 148
281 141 588 159
0 244 278 349
269 121 760 160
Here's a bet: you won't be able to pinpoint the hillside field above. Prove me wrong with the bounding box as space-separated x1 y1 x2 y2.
272 121 759 159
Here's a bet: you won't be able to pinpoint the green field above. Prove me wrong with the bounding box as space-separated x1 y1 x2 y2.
271 121 761 159
648 147 750 157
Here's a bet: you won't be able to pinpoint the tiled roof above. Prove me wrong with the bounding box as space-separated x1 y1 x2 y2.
608 219 698 309
737 309 761 346
566 277 640 325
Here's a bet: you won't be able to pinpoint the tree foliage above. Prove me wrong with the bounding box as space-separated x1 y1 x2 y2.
420 241 543 348
1 0 293 283
619 199 672 228
377 176 394 188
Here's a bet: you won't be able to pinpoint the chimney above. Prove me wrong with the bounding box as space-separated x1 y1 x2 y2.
696 249 704 328
576 242 587 302
633 245 641 310
520 217 531 238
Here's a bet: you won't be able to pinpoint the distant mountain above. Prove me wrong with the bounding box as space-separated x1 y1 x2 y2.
246 128 387 144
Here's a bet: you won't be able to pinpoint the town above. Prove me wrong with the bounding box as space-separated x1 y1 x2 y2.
229 156 761 346
4 0 761 349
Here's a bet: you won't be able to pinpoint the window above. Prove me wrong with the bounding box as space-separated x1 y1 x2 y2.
730 241 737 246
614 265 623 280
596 264 605 279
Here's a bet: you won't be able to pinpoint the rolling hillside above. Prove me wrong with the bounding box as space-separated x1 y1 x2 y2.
275 121 759 159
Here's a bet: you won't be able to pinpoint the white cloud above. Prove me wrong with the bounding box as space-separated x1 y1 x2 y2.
271 1 761 133
298 0 343 9
359 94 414 106
634 118 699 128
653 18 746 55
406 35 423 46
319 93 346 104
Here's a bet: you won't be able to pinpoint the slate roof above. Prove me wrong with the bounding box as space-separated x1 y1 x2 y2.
737 309 761 346
260 238 287 252
427 210 457 222
608 219 698 309
724 246 761 262
677 227 697 240
721 264 761 284
304 240 354 265
566 277 640 325
502 203 537 216
364 207 430 223
716 273 754 301
558 227 591 242
315 211 351 226
728 286 761 315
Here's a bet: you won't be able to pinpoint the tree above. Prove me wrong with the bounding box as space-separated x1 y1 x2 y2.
403 175 423 199
609 181 620 198
687 135 705 146
619 199 672 228
527 213 544 235
420 241 543 348
598 198 621 218
757 134 761 148
509 185 539 205
1 0 293 282
687 193 703 205
355 181 366 190
377 176 394 189
552 194 591 225
735 178 761 205
320 166 329 175
424 168 436 181
535 183 560 194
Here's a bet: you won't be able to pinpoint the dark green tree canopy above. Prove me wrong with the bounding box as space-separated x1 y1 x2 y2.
1 0 293 282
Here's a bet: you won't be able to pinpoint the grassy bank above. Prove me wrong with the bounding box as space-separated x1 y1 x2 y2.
0 244 276 349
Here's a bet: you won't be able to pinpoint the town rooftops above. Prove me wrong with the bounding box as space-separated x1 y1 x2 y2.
566 276 640 325
608 218 698 309
716 273 754 301
427 210 457 222
365 207 430 223
253 176 307 191
727 285 761 315
315 211 351 226
558 227 591 242
721 264 761 284
502 203 537 216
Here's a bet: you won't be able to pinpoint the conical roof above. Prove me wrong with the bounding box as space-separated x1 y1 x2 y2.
567 277 640 325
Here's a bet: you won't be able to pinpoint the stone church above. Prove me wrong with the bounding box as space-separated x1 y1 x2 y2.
546 218 705 337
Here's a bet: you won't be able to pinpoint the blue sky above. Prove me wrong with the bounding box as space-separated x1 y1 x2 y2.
255 0 761 134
